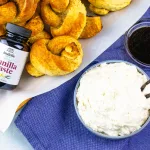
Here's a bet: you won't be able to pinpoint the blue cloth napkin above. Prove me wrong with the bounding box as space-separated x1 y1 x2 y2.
16 8 150 150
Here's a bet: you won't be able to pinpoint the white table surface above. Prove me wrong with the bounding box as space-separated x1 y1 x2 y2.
0 112 33 150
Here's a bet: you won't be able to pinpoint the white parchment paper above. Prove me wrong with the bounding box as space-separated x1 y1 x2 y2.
0 0 149 132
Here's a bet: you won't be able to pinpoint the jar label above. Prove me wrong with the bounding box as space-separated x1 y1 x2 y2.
0 43 28 85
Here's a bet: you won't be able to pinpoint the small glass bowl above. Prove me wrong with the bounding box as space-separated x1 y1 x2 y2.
74 60 150 140
125 19 150 67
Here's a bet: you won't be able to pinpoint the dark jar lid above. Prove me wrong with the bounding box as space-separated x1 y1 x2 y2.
6 23 32 38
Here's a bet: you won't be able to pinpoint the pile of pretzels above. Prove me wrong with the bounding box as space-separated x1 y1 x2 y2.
0 0 102 77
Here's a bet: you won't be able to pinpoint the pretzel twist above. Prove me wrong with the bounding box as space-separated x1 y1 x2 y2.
0 0 40 25
89 0 131 15
41 0 87 39
25 15 51 44
26 36 83 76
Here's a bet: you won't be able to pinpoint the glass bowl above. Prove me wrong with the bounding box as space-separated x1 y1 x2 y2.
74 60 150 140
125 19 150 67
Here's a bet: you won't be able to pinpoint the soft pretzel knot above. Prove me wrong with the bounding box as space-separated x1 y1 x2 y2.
0 0 40 26
26 36 83 76
41 0 87 39
89 0 132 15
0 0 51 41
25 15 51 43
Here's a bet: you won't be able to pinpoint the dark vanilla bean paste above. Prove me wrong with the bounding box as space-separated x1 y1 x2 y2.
128 27 150 64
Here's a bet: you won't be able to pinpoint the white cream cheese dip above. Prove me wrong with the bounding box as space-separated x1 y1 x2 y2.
77 62 150 136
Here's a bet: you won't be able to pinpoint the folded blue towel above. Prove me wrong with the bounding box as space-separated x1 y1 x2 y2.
16 8 150 150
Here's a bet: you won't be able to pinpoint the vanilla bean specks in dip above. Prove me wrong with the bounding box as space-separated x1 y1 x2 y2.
76 62 150 136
